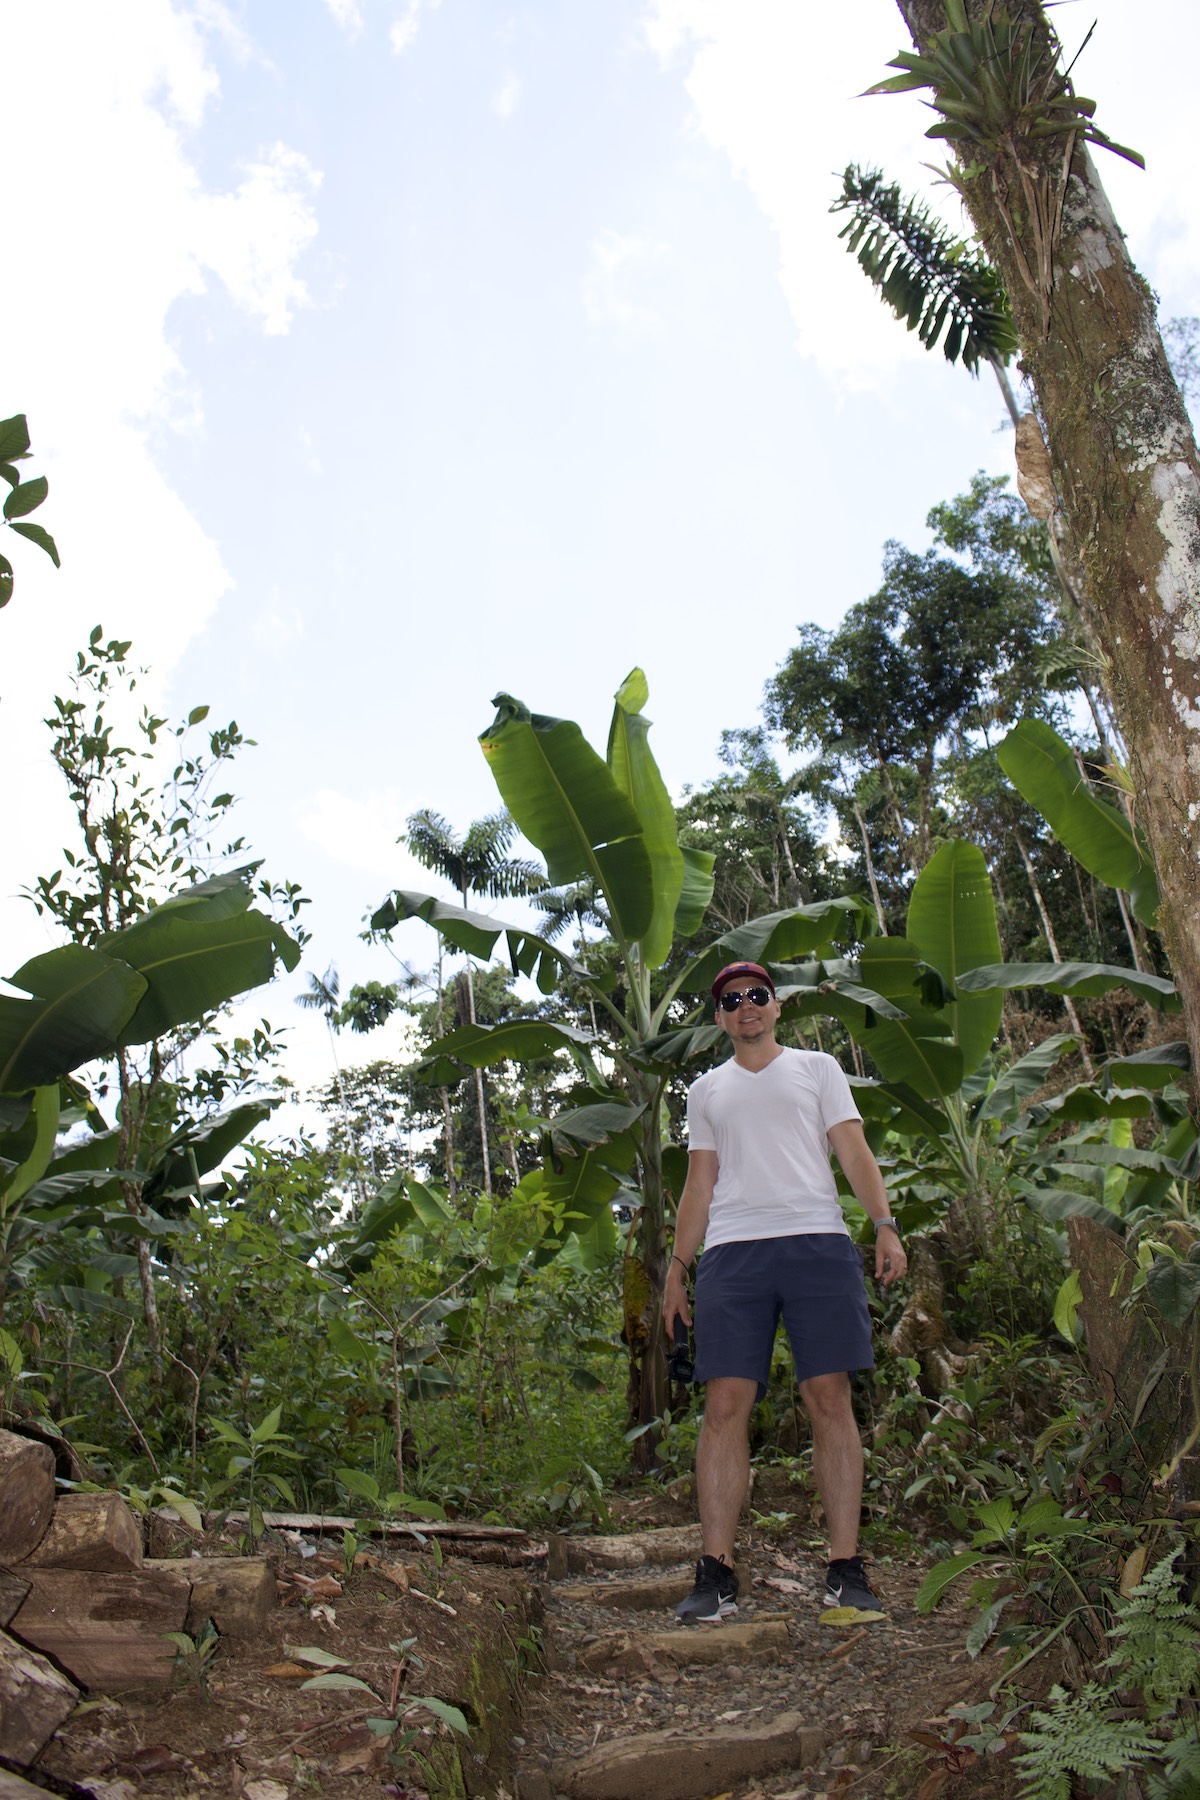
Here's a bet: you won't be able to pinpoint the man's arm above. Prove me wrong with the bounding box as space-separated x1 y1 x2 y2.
661 1148 718 1333
827 1118 908 1288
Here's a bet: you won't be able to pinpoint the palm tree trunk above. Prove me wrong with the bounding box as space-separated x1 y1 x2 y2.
852 801 888 934
460 946 493 1199
435 943 456 1197
1011 829 1095 1077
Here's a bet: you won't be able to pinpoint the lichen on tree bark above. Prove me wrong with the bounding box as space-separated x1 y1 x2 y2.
893 0 1200 1097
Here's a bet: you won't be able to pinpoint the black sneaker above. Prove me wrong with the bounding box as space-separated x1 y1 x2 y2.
824 1555 882 1612
675 1554 738 1623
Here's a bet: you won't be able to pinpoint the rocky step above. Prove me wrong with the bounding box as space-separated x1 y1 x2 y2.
553 1559 750 1613
577 1619 792 1676
523 1710 826 1800
547 1525 703 1575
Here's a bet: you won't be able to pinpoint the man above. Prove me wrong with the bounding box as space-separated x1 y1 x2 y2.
662 961 906 1623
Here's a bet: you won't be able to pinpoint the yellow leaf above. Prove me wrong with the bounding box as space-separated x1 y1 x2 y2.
1119 1544 1149 1596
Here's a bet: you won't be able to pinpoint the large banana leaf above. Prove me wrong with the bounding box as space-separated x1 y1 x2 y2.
543 1100 647 1158
853 935 961 1101
1 1084 59 1209
851 1077 953 1145
976 1033 1077 1122
957 961 1179 1011
538 1132 636 1236
1100 1041 1190 1090
606 669 683 969
857 1013 965 1101
905 840 1003 1079
675 846 717 939
3 875 299 1093
480 693 653 944
678 896 877 995
1 946 147 1093
143 1103 272 1209
997 719 1159 926
412 1018 598 1086
852 939 953 1011
369 890 577 995
108 884 300 1046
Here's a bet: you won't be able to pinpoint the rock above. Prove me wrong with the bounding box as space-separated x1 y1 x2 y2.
548 1711 824 1800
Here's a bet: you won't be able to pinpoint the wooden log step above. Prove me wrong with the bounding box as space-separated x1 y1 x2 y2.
553 1562 750 1612
145 1555 276 1638
206 1508 528 1541
0 1623 80 1764
547 1710 825 1800
0 1566 31 1628
0 1430 55 1564
9 1564 190 1691
25 1491 142 1572
0 1769 75 1800
577 1619 791 1675
548 1525 704 1573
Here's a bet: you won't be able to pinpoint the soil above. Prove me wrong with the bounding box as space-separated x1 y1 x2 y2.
15 1483 1034 1800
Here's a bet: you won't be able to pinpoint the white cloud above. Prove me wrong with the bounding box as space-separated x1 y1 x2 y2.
297 787 425 884
642 1 1200 392
323 0 365 37
583 230 669 335
0 2 322 972
195 143 321 335
643 0 956 391
390 0 423 54
491 72 521 119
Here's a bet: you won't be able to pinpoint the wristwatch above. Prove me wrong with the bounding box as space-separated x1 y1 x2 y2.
874 1217 901 1236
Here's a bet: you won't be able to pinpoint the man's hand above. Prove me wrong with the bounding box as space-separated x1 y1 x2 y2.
875 1225 907 1287
662 1262 692 1334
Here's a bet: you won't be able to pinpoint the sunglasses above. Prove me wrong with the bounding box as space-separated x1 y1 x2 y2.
717 986 773 1012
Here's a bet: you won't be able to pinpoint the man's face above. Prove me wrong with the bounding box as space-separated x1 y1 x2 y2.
716 978 781 1045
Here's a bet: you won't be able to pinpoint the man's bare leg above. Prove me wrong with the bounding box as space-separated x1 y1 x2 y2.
696 1376 758 1563
799 1371 863 1561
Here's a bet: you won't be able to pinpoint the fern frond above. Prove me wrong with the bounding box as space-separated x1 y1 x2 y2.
1106 1551 1200 1708
1015 1682 1159 1800
832 164 1017 373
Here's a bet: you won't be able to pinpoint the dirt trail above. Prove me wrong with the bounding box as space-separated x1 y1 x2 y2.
515 1518 1002 1800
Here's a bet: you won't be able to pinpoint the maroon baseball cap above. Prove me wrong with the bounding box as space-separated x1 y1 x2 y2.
710 961 776 1003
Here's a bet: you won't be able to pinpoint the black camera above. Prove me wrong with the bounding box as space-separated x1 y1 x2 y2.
667 1315 694 1385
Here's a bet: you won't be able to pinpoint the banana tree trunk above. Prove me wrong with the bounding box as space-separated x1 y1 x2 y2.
897 0 1200 1097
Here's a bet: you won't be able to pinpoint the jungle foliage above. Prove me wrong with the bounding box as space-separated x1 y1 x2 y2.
3 464 1198 1797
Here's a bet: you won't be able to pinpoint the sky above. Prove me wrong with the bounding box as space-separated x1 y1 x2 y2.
3 0 1199 1116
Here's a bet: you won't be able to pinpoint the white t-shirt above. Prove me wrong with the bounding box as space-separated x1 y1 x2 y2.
685 1046 862 1247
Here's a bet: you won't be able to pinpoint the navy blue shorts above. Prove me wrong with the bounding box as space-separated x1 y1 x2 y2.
692 1234 874 1400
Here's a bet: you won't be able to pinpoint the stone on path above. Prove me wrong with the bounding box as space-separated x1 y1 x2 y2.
548 1710 824 1800
578 1619 790 1675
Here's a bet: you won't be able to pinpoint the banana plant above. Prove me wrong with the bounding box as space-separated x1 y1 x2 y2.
371 670 877 1449
792 840 1185 1255
0 872 300 1314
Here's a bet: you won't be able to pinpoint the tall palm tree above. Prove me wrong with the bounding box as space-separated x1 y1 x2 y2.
296 963 372 1205
404 809 545 1197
